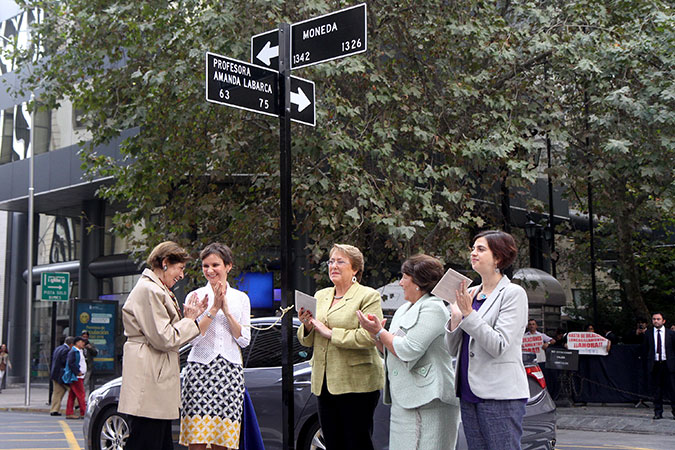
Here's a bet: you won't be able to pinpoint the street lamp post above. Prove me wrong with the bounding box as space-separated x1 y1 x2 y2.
3 20 38 407
25 94 35 406
524 216 545 270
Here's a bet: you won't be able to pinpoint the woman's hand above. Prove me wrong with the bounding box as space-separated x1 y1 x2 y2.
448 300 463 331
212 281 225 312
356 310 383 335
219 282 230 315
298 307 314 331
311 319 333 340
455 280 474 317
184 292 209 320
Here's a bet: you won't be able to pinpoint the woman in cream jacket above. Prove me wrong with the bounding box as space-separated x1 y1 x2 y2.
297 244 384 450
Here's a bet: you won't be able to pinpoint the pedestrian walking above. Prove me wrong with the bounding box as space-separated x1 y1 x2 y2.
0 344 11 392
49 336 74 416
64 337 87 419
445 230 529 449
81 330 98 397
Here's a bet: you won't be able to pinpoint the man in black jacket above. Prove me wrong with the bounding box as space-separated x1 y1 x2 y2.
643 313 675 420
49 336 74 416
81 330 98 396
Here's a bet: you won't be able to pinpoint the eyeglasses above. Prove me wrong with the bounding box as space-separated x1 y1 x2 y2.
325 259 349 267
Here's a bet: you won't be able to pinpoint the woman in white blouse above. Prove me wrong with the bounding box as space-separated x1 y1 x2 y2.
179 243 251 450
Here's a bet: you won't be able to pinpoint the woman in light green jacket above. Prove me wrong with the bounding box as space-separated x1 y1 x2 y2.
358 254 460 450
297 244 384 450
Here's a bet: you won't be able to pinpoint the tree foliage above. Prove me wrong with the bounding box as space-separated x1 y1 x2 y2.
9 0 674 312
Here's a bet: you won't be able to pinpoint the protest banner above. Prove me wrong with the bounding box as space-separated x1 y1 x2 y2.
522 333 546 362
566 331 610 355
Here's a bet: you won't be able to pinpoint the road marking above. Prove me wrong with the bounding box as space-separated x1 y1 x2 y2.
556 445 665 450
2 431 65 434
58 420 82 450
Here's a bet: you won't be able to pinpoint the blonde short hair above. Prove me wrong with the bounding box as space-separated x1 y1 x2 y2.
146 241 190 269
330 244 365 282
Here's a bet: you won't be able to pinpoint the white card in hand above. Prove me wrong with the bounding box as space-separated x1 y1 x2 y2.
294 290 317 318
431 267 472 303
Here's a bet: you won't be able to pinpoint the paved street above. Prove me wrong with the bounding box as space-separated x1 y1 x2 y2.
0 411 85 450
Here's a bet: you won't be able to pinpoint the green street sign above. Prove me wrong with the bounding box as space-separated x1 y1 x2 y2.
41 272 70 301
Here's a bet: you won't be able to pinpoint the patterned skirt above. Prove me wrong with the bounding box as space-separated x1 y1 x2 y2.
179 355 245 448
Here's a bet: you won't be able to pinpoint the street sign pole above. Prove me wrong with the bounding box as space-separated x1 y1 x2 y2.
278 22 295 450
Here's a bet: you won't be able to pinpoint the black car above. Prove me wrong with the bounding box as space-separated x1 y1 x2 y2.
83 318 556 450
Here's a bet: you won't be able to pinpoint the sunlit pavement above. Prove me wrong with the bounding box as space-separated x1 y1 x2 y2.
0 410 85 450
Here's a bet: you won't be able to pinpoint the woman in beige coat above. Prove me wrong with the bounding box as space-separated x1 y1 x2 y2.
119 241 221 450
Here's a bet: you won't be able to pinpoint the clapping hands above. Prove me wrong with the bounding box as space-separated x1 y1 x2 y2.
212 281 227 313
356 310 386 335
184 292 209 320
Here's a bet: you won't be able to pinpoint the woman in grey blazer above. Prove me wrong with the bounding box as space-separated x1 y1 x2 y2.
445 230 529 449
358 254 460 450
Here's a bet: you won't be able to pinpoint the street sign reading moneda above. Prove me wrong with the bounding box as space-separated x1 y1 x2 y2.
291 3 367 69
41 272 70 301
251 3 367 71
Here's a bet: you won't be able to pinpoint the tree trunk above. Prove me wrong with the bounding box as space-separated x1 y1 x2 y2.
614 188 650 320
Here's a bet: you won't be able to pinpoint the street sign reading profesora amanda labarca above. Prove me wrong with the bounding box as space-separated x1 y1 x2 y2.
206 52 279 117
41 272 70 301
206 52 316 126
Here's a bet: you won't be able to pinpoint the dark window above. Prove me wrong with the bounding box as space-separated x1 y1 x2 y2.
243 325 313 369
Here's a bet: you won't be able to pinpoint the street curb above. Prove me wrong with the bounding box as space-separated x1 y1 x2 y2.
0 406 52 413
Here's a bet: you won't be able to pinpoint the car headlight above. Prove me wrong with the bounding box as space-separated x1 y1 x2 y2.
87 386 111 411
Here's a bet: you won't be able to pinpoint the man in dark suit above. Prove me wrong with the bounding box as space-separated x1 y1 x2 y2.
643 313 675 419
49 336 74 416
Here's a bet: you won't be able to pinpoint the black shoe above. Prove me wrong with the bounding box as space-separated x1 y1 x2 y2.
50 412 62 416
653 413 663 420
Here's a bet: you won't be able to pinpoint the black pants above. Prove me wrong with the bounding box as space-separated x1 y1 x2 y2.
317 382 380 450
651 361 675 416
124 415 173 450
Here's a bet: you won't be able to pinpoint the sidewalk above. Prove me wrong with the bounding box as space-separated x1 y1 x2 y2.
1 384 674 436
0 383 55 413
557 403 675 436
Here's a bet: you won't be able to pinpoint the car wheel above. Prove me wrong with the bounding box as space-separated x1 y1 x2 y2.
300 418 326 450
94 407 129 450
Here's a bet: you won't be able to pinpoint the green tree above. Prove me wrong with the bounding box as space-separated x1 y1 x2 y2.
546 0 675 320
11 0 553 284
10 0 673 313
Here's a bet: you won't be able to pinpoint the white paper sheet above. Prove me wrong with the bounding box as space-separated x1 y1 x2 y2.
294 290 317 318
431 267 473 303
